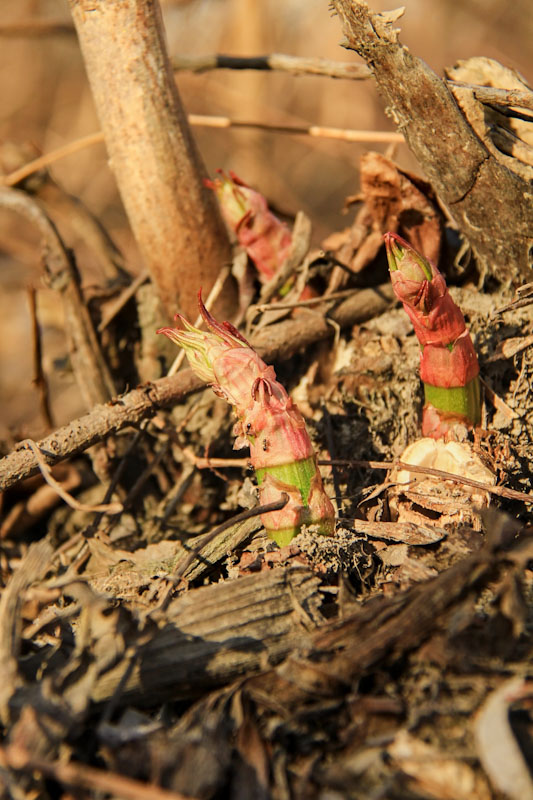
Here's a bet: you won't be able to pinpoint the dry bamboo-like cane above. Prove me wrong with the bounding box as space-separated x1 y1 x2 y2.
68 0 237 322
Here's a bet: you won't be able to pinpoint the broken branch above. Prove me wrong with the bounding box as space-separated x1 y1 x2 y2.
0 285 393 492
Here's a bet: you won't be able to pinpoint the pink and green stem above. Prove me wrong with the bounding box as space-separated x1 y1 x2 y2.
205 170 292 283
157 292 335 545
384 232 481 439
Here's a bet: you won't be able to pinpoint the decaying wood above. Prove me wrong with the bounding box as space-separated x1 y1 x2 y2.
40 519 531 712
332 0 533 281
68 0 237 321
90 565 323 705
0 187 116 408
0 284 393 492
246 523 530 705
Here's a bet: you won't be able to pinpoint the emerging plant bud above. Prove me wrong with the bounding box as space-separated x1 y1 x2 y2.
384 232 480 439
157 292 335 545
206 170 292 282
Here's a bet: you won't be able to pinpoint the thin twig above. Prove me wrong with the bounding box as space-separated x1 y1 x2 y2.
172 495 288 582
21 440 123 514
98 270 150 332
319 458 533 504
188 114 405 143
251 287 358 314
27 286 53 429
171 52 371 80
0 20 75 37
182 447 249 470
446 81 533 113
1 120 403 189
2 132 105 187
493 283 533 315
0 745 196 800
157 494 289 611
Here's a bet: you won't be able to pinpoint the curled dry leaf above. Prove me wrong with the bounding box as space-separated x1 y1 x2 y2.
388 729 492 800
322 151 443 282
474 677 533 800
389 438 496 530
360 151 443 264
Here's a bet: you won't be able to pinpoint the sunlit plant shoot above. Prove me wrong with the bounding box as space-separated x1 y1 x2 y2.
384 232 480 439
206 170 292 283
157 293 335 546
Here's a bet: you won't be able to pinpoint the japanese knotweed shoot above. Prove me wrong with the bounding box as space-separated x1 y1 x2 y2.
384 232 480 439
157 293 335 545
206 170 292 283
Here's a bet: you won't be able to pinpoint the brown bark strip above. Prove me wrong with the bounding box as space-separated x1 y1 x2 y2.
331 1 533 281
0 285 393 492
68 0 237 321
27 286 54 429
0 187 116 408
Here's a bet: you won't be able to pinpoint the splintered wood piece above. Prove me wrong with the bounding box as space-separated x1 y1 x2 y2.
332 0 533 280
89 565 323 705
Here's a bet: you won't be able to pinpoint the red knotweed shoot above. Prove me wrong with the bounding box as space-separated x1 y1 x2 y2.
157 293 335 545
205 170 292 282
384 232 480 439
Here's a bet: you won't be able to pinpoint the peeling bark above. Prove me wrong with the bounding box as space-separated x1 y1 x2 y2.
332 0 533 282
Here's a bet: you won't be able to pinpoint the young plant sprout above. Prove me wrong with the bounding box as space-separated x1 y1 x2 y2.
157 293 335 546
384 232 481 439
205 170 292 283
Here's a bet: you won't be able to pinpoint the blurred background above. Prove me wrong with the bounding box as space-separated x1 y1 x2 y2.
1 0 532 438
